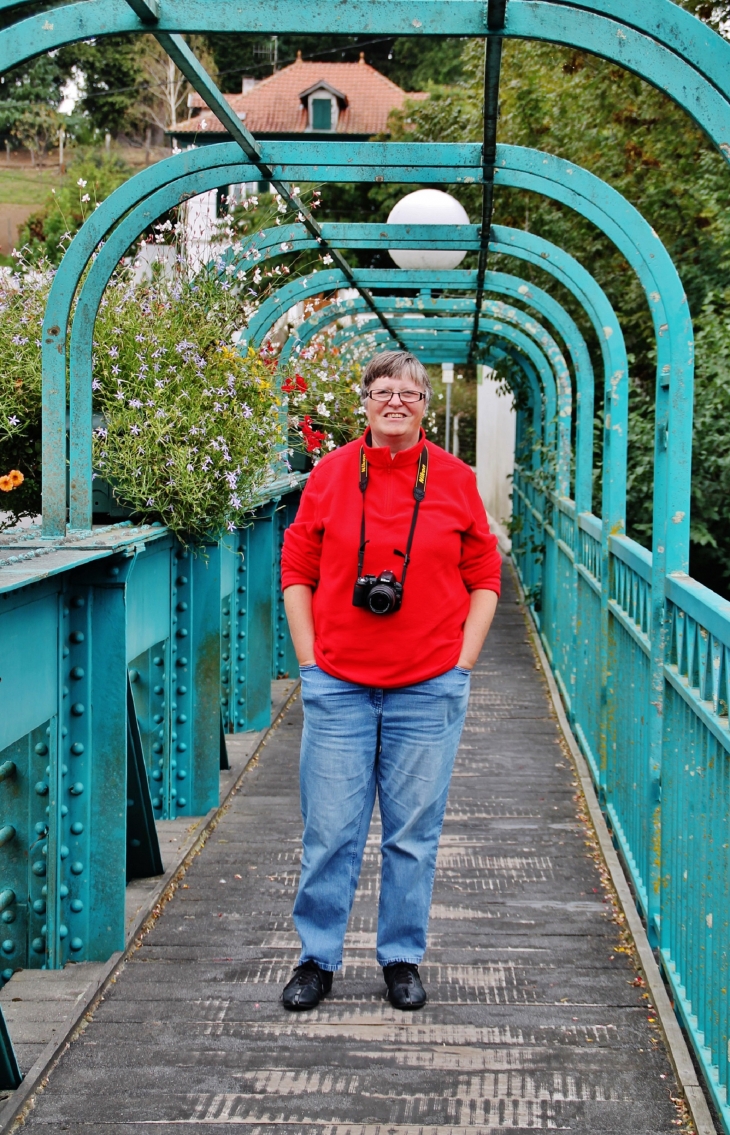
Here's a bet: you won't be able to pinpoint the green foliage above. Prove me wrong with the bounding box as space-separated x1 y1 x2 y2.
69 35 149 138
424 366 477 465
0 257 286 541
0 259 46 523
205 34 465 95
20 152 133 264
92 270 284 541
0 55 69 162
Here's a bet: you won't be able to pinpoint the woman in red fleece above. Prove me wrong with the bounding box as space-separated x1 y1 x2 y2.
280 350 501 1011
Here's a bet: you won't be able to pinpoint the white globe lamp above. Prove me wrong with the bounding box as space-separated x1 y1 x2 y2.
387 189 470 270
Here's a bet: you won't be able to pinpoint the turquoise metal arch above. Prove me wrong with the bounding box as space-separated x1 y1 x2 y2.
53 141 690 650
302 304 566 468
248 281 572 492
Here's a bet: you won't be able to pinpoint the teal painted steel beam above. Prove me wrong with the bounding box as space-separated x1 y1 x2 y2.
225 227 589 499
497 149 692 926
471 0 508 354
249 278 568 486
44 140 485 537
125 0 159 22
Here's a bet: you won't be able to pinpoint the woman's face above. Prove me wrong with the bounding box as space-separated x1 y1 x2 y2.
364 371 427 450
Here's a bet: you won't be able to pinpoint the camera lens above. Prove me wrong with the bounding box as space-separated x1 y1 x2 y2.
368 583 395 614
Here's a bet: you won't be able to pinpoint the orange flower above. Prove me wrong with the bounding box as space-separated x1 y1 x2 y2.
0 470 23 492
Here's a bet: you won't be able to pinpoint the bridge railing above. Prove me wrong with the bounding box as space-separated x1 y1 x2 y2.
512 463 730 1123
0 482 302 976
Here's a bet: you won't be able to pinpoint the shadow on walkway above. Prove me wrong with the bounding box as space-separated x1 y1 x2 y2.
16 571 684 1133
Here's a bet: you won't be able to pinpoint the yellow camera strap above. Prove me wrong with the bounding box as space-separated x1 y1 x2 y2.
356 445 429 584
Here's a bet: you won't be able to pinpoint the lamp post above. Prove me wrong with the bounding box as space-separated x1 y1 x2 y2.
442 362 454 453
387 188 469 270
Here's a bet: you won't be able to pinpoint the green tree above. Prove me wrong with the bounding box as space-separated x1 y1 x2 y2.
205 34 465 93
0 54 69 160
68 33 215 141
69 35 148 138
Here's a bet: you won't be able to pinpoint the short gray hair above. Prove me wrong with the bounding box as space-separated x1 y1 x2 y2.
360 350 432 407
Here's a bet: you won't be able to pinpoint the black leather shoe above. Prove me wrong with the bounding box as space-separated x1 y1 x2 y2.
282 961 333 1011
383 962 427 1010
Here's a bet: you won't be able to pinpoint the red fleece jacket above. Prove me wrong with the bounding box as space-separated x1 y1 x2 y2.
281 431 502 687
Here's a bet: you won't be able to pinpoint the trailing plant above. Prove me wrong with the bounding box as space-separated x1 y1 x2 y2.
0 258 49 524
0 255 286 539
92 268 284 541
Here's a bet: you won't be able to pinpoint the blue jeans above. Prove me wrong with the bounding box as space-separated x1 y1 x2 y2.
293 664 471 971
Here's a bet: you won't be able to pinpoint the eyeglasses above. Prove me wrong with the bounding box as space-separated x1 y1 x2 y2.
367 388 426 404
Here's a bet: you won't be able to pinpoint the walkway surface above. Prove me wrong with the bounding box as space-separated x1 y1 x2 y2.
16 571 685 1133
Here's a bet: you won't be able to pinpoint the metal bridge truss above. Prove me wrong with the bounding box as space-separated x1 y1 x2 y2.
0 0 729 1123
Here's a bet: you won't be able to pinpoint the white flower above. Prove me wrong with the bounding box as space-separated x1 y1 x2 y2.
77 178 87 188
321 254 333 265
81 194 90 203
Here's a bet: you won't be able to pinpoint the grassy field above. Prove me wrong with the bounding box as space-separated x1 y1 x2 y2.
0 165 64 207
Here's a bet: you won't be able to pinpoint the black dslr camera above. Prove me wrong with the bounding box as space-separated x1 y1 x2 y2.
352 570 403 616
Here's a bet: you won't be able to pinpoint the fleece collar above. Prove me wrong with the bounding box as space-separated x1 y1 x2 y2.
361 428 426 468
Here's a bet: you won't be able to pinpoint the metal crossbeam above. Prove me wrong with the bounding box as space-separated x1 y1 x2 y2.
125 0 160 22
143 25 407 349
470 0 508 357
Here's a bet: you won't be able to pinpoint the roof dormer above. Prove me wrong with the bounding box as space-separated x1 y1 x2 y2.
298 80 347 133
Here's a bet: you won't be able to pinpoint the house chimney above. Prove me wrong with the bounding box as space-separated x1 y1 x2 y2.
241 76 257 94
359 52 365 64
296 50 303 62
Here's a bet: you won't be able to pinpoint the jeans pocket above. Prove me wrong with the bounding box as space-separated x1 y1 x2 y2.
299 663 319 672
454 665 472 675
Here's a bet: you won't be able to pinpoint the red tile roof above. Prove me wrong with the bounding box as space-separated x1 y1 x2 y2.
174 55 428 137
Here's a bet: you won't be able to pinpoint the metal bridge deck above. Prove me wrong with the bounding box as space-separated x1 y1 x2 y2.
15 571 684 1133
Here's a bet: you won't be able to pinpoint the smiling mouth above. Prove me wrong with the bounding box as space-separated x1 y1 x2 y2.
384 411 407 419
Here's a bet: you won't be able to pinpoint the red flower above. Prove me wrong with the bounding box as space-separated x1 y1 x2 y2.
282 373 308 394
300 415 326 453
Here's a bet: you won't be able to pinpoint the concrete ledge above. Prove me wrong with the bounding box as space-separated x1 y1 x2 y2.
510 563 717 1135
0 678 299 1133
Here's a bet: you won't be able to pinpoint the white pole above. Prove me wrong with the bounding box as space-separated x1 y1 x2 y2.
58 126 65 171
442 362 454 453
476 363 516 543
